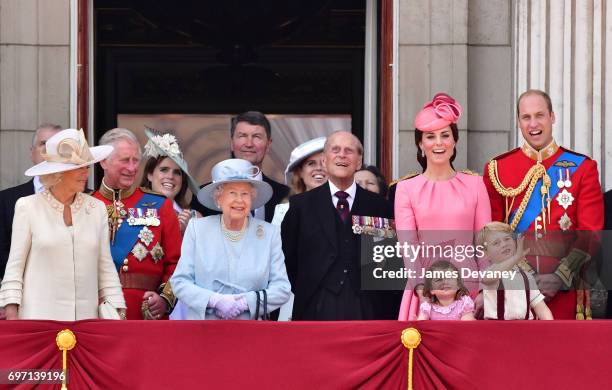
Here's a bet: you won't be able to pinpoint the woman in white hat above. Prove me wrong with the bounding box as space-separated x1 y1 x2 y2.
170 158 291 320
271 137 327 225
0 129 126 320
140 127 201 234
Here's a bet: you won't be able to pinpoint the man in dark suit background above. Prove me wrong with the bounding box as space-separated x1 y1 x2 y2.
0 123 61 280
190 111 289 222
282 131 394 320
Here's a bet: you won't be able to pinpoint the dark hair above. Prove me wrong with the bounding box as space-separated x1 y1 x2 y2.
356 165 388 197
140 156 189 209
230 111 271 139
421 261 469 304
517 89 553 116
414 123 459 172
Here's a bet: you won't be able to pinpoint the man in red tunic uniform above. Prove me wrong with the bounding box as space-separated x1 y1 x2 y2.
93 128 181 320
483 89 604 319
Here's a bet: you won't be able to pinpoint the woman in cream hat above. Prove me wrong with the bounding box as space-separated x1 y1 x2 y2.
394 93 491 320
170 158 290 320
271 136 327 225
0 129 126 320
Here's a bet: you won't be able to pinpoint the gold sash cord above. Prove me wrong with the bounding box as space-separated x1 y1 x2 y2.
488 160 551 232
401 328 422 390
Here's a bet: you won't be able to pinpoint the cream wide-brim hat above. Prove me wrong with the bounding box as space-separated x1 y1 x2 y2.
283 136 326 184
25 129 113 177
197 159 273 211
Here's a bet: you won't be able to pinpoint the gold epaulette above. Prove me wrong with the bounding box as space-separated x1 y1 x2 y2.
389 172 419 187
460 169 480 176
140 187 166 197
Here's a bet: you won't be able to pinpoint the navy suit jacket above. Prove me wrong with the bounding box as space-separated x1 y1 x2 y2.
190 173 289 223
0 180 35 279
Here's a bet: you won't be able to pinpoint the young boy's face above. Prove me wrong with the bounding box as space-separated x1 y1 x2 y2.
485 230 516 263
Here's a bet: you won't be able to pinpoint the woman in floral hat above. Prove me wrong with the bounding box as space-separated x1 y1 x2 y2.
395 93 491 320
140 128 201 234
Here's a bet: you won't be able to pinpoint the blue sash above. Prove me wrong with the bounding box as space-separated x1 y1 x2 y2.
510 151 586 233
110 193 164 270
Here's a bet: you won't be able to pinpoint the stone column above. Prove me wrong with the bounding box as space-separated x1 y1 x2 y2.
0 0 70 189
467 0 514 173
515 0 611 190
397 0 469 177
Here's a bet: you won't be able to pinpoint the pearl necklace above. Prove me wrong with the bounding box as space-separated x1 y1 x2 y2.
221 216 248 242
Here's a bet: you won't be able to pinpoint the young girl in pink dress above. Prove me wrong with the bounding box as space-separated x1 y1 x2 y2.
396 93 491 320
417 261 476 320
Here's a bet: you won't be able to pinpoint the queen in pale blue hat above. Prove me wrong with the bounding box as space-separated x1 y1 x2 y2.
170 158 290 320
197 158 273 212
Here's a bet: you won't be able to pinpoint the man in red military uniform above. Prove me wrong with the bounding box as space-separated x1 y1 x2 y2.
483 89 604 319
93 128 181 320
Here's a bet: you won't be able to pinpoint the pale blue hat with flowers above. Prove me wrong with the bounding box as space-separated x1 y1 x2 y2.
143 127 200 195
197 158 273 211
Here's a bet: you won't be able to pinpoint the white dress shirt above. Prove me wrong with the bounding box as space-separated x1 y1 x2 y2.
33 176 44 193
328 180 357 210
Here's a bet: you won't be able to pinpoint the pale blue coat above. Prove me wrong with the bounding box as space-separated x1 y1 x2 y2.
170 215 291 320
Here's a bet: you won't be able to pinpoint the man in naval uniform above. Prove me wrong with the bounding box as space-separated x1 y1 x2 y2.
483 89 604 319
93 128 181 320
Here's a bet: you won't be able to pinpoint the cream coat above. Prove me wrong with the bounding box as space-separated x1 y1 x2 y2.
0 191 126 320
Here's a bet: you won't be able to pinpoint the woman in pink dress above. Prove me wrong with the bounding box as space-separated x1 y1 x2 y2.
395 93 491 320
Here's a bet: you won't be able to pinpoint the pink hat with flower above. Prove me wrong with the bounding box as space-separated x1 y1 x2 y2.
414 93 462 132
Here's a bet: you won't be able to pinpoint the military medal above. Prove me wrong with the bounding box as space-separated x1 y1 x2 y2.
557 168 565 189
146 208 161 226
150 242 164 263
564 168 572 188
131 242 148 261
559 213 572 231
556 189 574 210
351 215 396 238
138 226 154 246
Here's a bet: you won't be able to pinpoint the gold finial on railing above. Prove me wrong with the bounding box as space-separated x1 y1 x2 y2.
56 329 77 390
401 328 422 390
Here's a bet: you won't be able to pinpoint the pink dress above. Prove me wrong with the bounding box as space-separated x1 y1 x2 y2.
395 172 491 320
419 295 475 320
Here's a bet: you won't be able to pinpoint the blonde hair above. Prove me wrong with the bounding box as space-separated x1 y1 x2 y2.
477 221 513 250
39 172 64 189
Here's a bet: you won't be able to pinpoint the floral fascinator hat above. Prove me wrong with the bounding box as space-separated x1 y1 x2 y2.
142 127 200 195
414 93 462 132
25 128 113 176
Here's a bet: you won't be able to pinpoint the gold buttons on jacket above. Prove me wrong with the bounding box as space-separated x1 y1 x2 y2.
123 259 129 265
122 265 128 272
